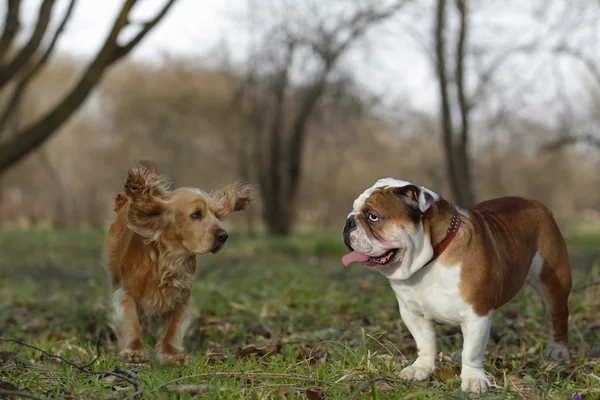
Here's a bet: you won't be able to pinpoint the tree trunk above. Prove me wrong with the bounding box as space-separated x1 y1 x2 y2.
435 0 475 208
37 149 75 228
453 145 475 206
0 0 177 175
262 193 293 236
238 140 256 236
453 0 475 207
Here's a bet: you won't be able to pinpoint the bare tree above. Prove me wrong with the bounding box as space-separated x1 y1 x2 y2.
434 0 474 206
238 0 408 235
0 0 177 174
430 0 548 206
541 46 600 152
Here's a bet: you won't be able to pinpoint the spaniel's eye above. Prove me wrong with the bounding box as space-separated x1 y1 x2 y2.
367 213 379 222
190 211 202 220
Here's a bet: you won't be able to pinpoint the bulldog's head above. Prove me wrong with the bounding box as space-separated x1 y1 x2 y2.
342 178 439 280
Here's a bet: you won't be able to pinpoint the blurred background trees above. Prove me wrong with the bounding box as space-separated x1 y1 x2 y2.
0 0 599 234
0 0 176 174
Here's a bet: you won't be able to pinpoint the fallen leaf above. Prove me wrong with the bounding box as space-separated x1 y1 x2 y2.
505 375 534 395
298 344 327 365
207 349 227 364
104 375 117 384
0 351 16 366
375 379 395 392
305 387 325 400
277 386 289 397
435 366 458 382
236 344 279 358
248 324 272 339
0 380 19 391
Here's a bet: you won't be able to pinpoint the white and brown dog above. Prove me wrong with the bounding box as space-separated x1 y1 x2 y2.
342 178 571 393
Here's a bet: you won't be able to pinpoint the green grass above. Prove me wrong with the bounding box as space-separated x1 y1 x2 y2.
0 228 598 399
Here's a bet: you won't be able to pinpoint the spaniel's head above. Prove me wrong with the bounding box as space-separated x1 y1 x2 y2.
123 165 253 255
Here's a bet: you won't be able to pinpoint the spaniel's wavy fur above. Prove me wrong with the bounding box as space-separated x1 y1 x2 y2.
104 163 252 365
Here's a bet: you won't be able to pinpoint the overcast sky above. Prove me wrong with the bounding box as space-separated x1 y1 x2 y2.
17 0 439 110
14 0 600 123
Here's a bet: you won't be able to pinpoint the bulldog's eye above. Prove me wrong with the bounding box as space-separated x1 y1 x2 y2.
367 213 379 222
190 211 202 220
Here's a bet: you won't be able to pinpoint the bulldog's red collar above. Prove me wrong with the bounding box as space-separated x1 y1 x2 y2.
426 208 461 266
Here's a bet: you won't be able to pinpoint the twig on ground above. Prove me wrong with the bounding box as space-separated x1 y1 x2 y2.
347 375 464 400
0 337 142 399
347 376 404 400
163 384 211 394
151 371 348 393
0 390 48 400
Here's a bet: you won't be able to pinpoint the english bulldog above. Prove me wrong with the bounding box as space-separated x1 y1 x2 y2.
342 178 571 393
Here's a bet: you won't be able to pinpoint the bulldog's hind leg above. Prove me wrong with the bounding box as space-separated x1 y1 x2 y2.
398 307 437 381
526 251 571 361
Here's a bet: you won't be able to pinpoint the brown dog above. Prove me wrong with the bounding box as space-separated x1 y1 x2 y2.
104 163 252 365
342 178 571 393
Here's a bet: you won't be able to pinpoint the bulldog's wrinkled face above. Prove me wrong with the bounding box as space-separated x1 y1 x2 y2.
342 178 438 278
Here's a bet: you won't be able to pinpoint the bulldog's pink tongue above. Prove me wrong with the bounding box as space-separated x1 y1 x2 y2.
342 251 370 266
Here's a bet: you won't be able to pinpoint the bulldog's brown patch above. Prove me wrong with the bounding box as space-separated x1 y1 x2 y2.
430 197 571 345
358 186 422 240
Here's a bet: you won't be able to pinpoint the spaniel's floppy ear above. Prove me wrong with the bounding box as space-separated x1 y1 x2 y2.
124 165 172 241
113 192 128 213
211 182 253 219
138 159 158 174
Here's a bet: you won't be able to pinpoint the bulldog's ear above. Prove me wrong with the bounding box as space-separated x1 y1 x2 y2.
394 185 435 213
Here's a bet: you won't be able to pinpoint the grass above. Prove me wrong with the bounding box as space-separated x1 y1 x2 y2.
0 227 598 399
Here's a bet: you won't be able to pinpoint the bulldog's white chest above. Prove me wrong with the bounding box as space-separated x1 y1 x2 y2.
389 262 471 326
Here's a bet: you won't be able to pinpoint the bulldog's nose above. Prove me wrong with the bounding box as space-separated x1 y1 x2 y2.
345 217 357 231
215 230 229 244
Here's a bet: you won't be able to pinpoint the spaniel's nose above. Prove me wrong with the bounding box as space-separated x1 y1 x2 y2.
215 230 229 244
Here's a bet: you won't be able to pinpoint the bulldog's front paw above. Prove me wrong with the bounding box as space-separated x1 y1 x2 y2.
460 366 490 393
399 362 435 381
543 343 569 361
118 348 148 364
157 351 191 366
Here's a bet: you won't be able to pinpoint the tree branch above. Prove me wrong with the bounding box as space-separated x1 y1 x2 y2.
265 42 294 210
285 0 408 199
0 337 142 399
0 0 77 135
0 0 21 63
0 0 57 87
0 0 178 174
455 0 468 148
554 45 600 89
0 390 47 400
468 42 539 108
540 133 600 153
435 0 461 201
109 0 177 63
